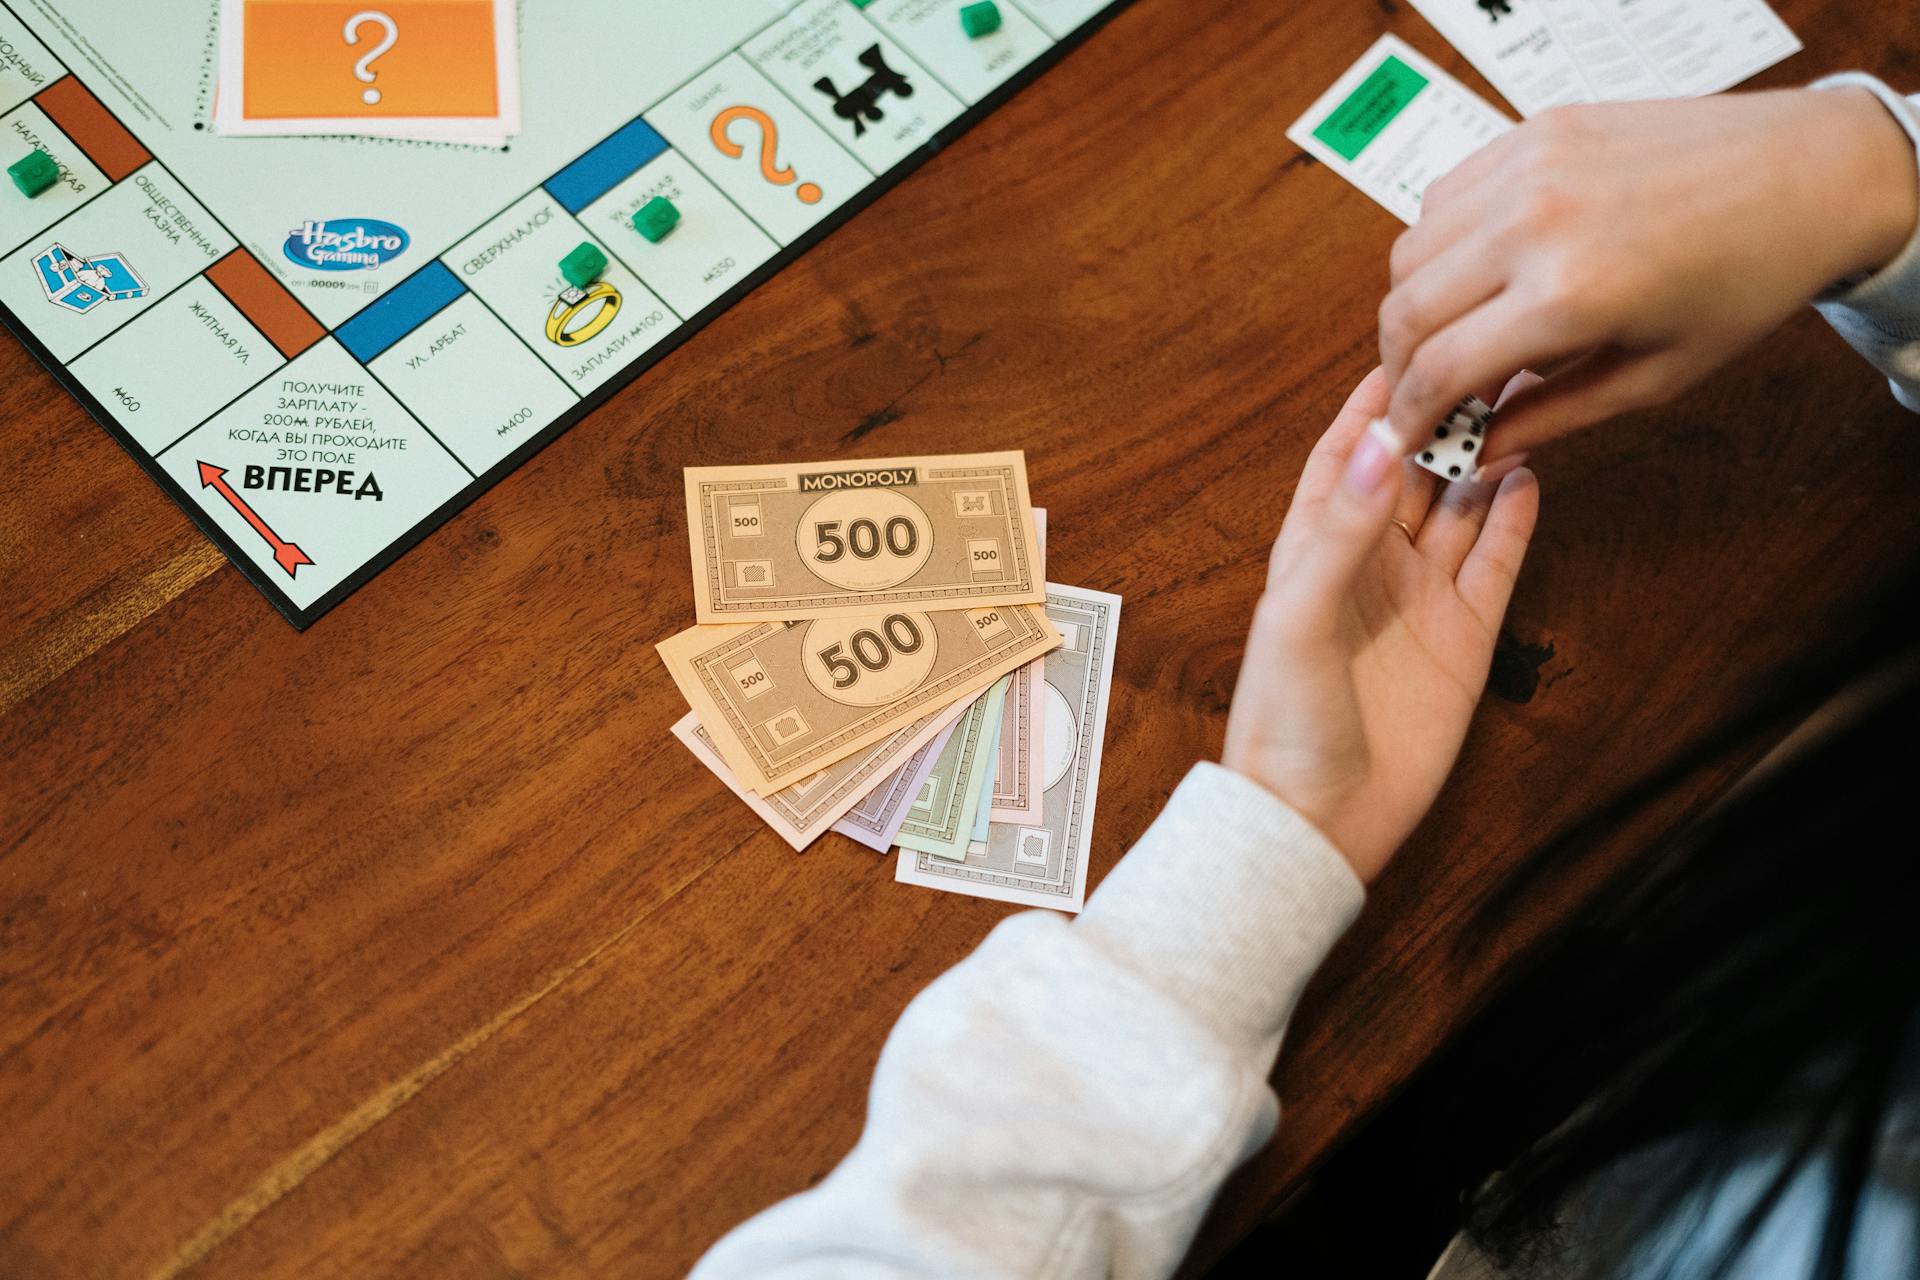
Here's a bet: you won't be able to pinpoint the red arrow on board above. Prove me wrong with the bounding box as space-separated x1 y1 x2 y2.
197 461 315 579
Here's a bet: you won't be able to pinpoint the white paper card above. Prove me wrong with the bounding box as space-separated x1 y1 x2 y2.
1286 34 1513 225
1408 0 1800 118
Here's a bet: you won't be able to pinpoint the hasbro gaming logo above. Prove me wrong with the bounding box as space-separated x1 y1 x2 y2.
284 218 409 271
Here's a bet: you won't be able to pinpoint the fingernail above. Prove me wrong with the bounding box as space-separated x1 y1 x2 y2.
1471 451 1530 484
1345 433 1395 494
1366 415 1403 450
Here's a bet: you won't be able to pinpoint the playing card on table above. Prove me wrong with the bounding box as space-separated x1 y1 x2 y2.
1410 394 1494 482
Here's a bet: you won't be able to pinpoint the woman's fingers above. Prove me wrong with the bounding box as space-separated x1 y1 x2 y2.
1281 427 1405 619
1493 368 1546 410
1277 368 1393 548
1414 476 1501 578
1382 291 1590 450
1393 458 1439 541
1428 127 1523 202
1475 348 1681 461
1456 467 1542 631
1405 369 1542 574
1386 122 1539 285
1378 230 1508 391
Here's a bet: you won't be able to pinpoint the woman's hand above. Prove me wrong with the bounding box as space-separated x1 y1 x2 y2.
1222 369 1540 882
1377 87 1920 460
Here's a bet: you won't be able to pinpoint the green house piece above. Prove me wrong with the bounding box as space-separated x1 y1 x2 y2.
632 196 681 244
559 241 609 288
960 1 1002 37
9 149 60 198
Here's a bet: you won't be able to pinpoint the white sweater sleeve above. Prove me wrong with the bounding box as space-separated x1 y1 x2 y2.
1812 75 1920 411
690 763 1365 1280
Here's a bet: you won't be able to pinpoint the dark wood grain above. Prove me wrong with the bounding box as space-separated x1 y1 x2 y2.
5 2 1919 1276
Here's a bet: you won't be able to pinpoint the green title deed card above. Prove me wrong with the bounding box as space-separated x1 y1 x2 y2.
1286 34 1511 225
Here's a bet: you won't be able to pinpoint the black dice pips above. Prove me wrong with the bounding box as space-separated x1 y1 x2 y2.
1412 394 1494 482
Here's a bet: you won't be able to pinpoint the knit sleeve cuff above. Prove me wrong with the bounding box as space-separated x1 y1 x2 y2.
1074 762 1365 1044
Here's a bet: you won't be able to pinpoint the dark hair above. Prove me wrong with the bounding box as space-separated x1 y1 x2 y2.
1461 564 1920 1279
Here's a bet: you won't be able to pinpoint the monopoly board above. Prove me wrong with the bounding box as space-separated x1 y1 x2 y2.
0 0 1125 628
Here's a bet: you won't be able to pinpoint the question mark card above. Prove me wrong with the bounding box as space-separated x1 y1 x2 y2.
650 53 870 247
215 0 520 139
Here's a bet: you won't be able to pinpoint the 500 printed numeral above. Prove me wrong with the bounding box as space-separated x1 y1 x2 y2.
813 517 918 563
816 614 925 689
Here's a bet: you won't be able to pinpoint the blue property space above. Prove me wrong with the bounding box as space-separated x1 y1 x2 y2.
545 118 671 214
334 260 468 363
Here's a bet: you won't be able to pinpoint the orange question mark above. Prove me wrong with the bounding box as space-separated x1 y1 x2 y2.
710 106 822 204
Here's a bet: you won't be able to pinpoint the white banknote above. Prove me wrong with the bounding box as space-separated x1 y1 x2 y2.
831 718 959 852
672 698 967 851
990 510 1046 823
897 583 1121 912
831 510 1044 851
897 679 1004 862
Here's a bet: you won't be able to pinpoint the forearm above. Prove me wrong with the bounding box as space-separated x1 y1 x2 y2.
690 763 1364 1280
1812 76 1920 411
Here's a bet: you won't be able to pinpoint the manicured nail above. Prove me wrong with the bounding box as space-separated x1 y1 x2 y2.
1471 450 1530 484
1366 416 1403 450
1345 433 1395 494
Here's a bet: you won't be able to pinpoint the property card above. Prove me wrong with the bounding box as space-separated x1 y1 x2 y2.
1287 34 1513 225
215 0 521 141
1408 0 1800 117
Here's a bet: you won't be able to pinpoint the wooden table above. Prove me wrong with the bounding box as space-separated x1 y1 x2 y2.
5 2 1917 1275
